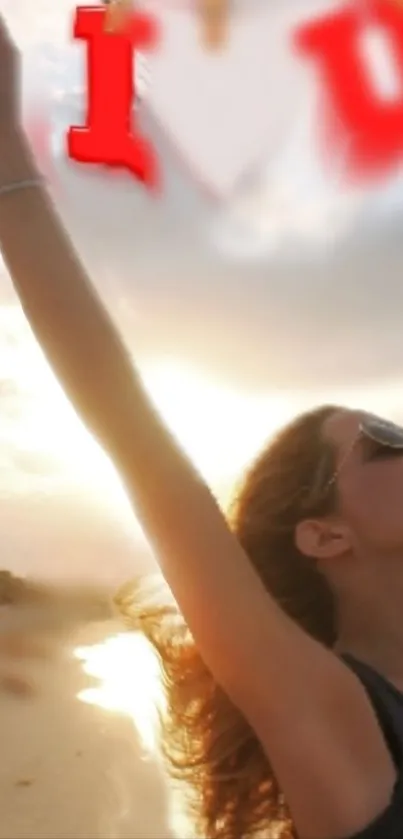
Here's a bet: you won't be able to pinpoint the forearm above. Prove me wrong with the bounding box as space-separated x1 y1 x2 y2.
0 131 141 449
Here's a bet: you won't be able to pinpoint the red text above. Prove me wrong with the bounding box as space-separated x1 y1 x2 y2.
295 0 403 181
67 5 159 188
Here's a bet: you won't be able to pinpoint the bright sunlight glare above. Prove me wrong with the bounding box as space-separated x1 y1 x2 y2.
0 306 297 505
75 633 164 753
74 632 196 838
141 357 297 485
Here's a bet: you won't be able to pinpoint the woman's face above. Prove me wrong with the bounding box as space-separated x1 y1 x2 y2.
323 409 403 554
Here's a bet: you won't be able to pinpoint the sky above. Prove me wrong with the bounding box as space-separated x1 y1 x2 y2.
1 0 403 583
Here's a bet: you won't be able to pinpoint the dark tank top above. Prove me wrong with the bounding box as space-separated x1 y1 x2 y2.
342 654 403 838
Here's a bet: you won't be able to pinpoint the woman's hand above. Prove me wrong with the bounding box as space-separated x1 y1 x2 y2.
0 16 20 135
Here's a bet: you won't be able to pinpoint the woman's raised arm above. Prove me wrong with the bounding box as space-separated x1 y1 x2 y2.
0 117 283 690
0 18 286 693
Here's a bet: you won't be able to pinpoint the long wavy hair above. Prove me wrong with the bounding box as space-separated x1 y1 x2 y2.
116 405 341 839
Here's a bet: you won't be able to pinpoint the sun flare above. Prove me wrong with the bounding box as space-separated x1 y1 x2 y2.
0 305 296 507
74 631 196 837
75 632 164 753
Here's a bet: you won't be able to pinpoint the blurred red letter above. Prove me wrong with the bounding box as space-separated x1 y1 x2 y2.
295 0 403 179
67 6 159 188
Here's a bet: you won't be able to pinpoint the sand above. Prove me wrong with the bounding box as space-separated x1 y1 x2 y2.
0 580 175 839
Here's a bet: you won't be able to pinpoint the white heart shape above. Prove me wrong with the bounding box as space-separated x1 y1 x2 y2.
142 3 306 198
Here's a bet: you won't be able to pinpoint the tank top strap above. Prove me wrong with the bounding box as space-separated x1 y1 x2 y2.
342 653 403 771
338 653 403 838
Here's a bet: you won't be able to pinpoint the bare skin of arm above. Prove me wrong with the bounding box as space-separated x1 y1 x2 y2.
0 25 396 838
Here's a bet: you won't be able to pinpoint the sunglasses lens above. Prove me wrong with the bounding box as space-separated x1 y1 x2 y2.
362 416 403 448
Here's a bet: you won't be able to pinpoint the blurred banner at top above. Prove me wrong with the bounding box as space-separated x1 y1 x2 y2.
23 0 400 259
67 0 403 202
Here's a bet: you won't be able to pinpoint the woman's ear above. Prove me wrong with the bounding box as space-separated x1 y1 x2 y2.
295 517 351 561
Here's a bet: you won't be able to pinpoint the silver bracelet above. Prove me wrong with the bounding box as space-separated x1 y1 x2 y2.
0 178 44 198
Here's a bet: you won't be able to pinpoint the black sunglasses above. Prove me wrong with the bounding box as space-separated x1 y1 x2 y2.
363 415 403 448
326 414 403 490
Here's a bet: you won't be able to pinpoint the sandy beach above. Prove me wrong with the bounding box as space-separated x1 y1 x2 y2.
0 575 175 839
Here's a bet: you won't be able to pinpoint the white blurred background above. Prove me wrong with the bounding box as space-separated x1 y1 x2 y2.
1 0 403 583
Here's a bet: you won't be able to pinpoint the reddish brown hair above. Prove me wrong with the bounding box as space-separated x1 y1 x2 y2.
117 405 341 838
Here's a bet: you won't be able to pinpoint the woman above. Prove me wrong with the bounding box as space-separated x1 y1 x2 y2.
0 16 402 839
